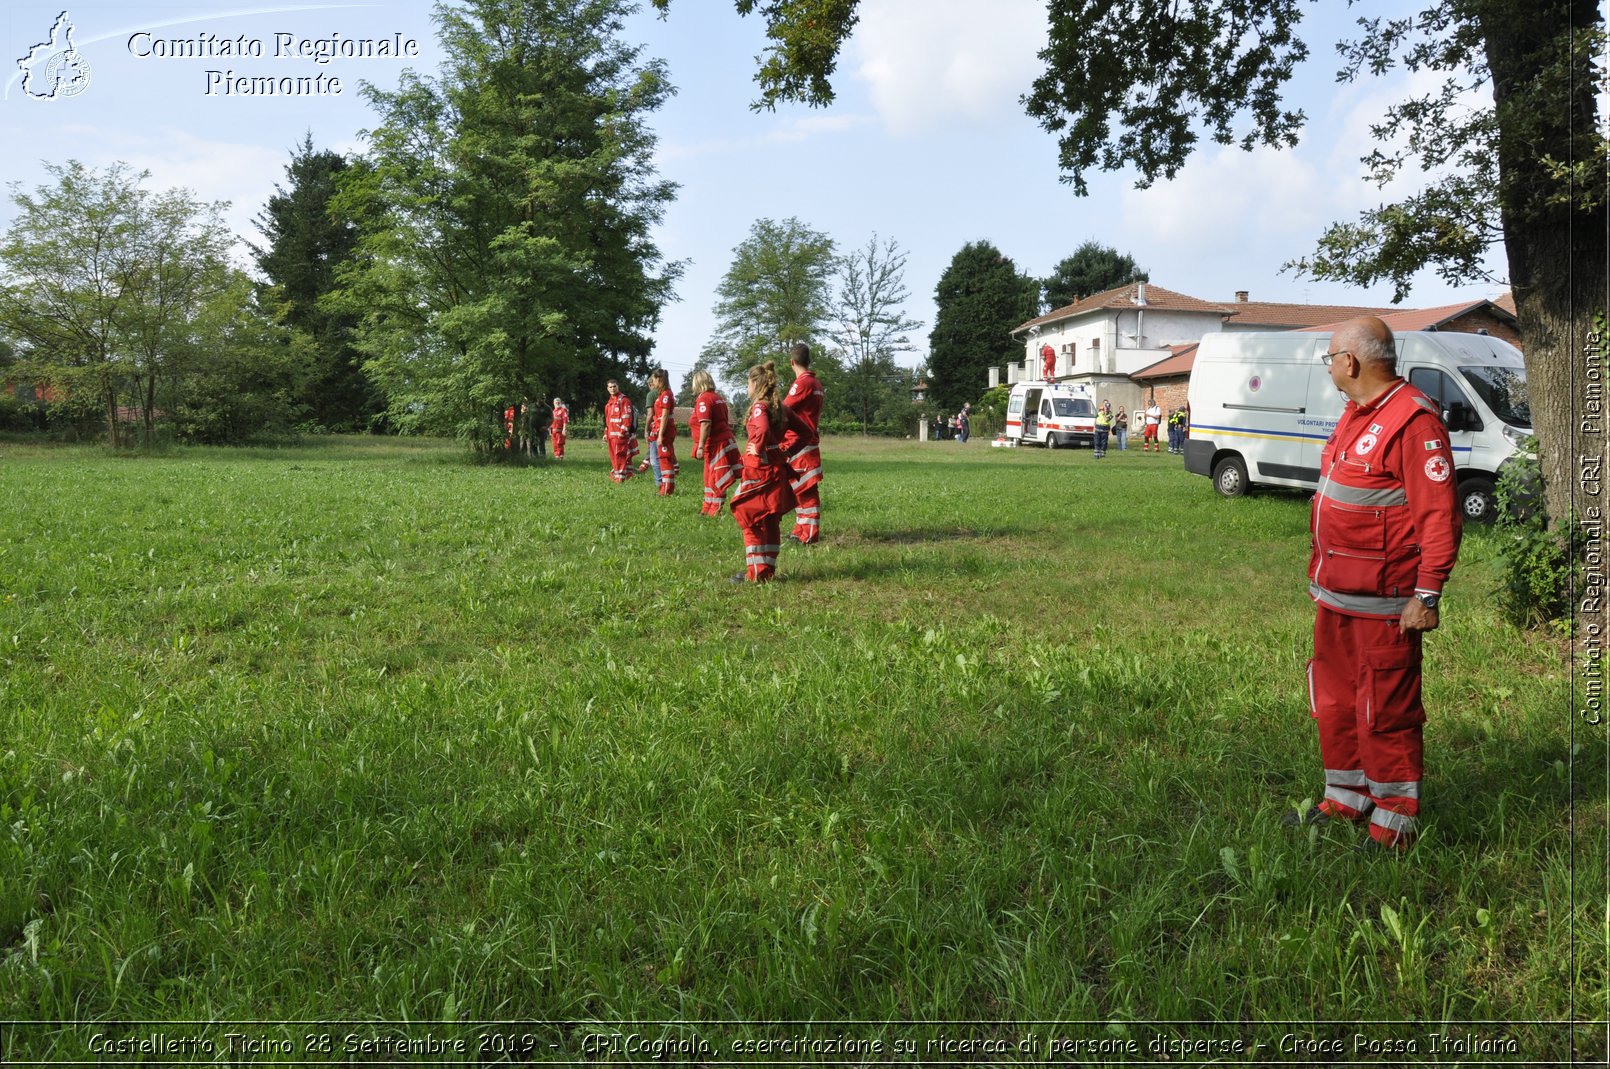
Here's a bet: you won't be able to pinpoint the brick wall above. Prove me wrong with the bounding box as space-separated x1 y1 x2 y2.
1439 311 1523 350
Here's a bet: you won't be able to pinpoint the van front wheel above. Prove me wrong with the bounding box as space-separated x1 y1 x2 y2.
1212 456 1249 498
1460 476 1497 524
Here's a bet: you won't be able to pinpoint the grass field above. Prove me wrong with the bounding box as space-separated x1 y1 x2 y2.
0 434 1602 1063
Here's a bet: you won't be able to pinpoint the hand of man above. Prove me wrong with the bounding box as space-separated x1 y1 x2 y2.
1400 599 1440 634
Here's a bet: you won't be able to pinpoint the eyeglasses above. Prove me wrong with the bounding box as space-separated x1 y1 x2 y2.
1320 350 1352 366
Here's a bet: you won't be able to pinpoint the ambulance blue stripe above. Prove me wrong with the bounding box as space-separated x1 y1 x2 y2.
1194 423 1472 454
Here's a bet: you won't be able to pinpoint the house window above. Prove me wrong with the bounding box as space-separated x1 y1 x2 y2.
1091 338 1100 351
1063 342 1077 366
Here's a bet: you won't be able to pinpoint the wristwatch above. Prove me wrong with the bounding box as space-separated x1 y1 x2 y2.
1414 592 1441 611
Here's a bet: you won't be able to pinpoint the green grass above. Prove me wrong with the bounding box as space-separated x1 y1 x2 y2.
0 435 1601 1061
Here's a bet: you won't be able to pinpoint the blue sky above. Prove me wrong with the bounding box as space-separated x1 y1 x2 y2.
3 1 1516 388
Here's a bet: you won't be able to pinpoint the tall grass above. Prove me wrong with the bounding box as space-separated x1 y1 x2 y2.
0 435 1599 1061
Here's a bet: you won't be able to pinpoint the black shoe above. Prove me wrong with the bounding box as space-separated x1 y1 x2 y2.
787 534 803 544
730 573 748 584
1281 805 1332 828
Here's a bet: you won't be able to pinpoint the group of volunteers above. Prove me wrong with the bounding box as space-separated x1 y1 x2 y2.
553 315 1461 853
1090 396 1188 458
597 343 824 583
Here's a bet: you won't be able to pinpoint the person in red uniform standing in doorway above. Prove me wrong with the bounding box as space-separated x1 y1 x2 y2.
781 342 824 545
603 380 635 482
690 369 739 516
647 368 678 495
1041 342 1056 381
550 397 569 459
729 362 796 583
1284 316 1462 853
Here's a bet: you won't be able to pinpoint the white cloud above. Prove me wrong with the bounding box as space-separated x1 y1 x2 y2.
849 0 1045 136
1120 144 1326 249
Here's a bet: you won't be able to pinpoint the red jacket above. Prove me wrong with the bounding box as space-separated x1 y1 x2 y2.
604 393 633 439
781 370 823 451
652 388 676 444
1309 380 1462 618
692 389 733 447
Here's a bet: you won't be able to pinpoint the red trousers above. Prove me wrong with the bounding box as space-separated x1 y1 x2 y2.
785 442 822 543
731 474 794 582
702 439 740 515
607 436 633 481
1309 605 1424 845
551 429 566 458
657 441 677 495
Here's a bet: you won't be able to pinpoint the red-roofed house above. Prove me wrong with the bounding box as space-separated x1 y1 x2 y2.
1001 285 1521 418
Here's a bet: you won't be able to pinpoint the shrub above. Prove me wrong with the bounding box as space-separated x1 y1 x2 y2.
1494 439 1574 629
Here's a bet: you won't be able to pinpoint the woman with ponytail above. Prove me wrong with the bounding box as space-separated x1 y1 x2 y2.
729 361 796 582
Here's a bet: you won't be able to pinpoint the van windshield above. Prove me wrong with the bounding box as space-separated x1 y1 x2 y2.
1052 398 1093 417
1459 365 1530 428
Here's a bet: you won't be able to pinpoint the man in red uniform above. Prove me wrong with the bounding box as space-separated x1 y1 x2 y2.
1041 342 1056 381
781 342 824 545
1285 317 1462 852
603 380 635 482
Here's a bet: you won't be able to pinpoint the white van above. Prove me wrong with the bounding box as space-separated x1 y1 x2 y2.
1184 330 1531 522
1004 382 1097 448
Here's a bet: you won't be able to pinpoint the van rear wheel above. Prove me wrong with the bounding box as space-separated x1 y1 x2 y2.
1212 456 1249 497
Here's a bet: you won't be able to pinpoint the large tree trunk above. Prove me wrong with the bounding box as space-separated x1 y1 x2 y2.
1483 0 1609 654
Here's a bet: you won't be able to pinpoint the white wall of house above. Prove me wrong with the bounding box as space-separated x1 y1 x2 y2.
1020 308 1224 379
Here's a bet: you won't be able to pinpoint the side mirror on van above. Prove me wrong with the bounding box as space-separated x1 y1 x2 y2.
1445 402 1481 433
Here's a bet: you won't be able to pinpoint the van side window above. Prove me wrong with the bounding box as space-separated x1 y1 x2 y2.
1041 400 1053 418
1409 367 1482 432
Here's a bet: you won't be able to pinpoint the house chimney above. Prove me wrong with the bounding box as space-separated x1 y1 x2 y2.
1235 290 1249 302
1136 282 1148 305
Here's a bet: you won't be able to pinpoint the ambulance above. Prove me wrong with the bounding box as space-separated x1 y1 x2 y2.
1003 382 1098 448
1184 330 1532 522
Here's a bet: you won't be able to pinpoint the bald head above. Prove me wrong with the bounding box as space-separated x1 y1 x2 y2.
1333 316 1396 374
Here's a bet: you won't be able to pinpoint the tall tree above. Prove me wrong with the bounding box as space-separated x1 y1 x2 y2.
337 0 681 449
928 241 1041 412
252 136 379 432
830 234 922 433
1042 241 1148 310
704 216 837 382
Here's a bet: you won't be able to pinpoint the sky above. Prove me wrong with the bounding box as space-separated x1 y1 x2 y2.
2 0 1521 390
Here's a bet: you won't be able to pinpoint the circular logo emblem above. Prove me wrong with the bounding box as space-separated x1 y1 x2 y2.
44 50 90 97
1425 455 1452 483
1248 376 1262 393
1355 432 1378 456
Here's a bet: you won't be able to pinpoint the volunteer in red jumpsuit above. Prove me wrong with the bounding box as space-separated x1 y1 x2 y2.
644 369 678 495
729 361 796 583
1041 342 1056 381
781 342 824 545
690 369 739 516
503 404 517 451
550 397 569 459
603 380 635 482
1286 316 1462 852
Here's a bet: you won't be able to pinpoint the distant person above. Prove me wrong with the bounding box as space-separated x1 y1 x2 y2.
1284 316 1462 853
730 361 795 583
690 369 739 516
550 397 569 459
503 404 517 451
1041 342 1056 381
1094 400 1114 458
1114 406 1128 451
781 342 824 545
958 402 972 443
1168 405 1188 454
1143 396 1163 452
603 380 635 482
